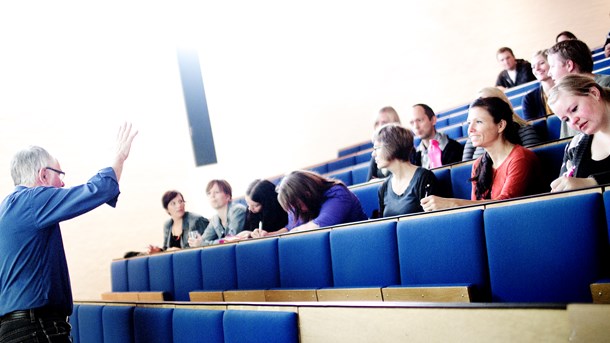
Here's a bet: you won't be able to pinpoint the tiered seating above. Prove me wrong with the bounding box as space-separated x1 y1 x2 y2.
111 186 610 305
70 303 298 343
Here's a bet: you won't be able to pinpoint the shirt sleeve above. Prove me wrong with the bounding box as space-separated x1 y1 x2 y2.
31 167 119 229
227 205 246 235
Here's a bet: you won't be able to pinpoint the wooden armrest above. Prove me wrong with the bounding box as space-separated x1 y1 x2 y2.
100 292 140 301
316 288 382 301
265 289 318 302
190 291 225 302
590 283 610 304
382 286 472 302
223 290 267 302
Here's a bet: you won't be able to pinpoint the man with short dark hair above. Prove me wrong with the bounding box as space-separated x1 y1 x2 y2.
495 47 536 89
0 123 137 342
409 104 463 169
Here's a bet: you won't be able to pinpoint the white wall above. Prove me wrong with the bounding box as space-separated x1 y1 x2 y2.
0 1 608 299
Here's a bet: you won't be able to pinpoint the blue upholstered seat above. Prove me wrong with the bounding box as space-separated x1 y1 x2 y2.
327 155 356 173
133 307 174 343
329 220 400 287
102 306 134 343
77 305 104 343
546 115 562 141
396 208 490 300
110 259 128 292
173 308 224 343
201 244 237 291
351 163 369 185
349 181 383 219
328 169 353 186
235 238 280 290
278 230 333 288
70 304 80 343
148 253 174 300
355 150 372 165
127 257 150 292
223 310 298 343
431 167 453 198
530 118 549 143
484 192 608 302
172 249 203 301
531 139 569 193
450 162 473 200
440 125 464 140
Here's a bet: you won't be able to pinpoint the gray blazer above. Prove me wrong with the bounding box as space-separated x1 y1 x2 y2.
162 211 209 250
201 202 247 246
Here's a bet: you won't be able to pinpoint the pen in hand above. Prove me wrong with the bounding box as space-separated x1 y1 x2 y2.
424 184 430 197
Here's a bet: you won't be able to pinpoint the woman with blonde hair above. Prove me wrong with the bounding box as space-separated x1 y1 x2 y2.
548 74 610 192
462 87 542 160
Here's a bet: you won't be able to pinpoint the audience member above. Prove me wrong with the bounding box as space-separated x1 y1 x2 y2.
547 39 610 138
521 50 556 120
252 170 367 237
495 47 536 90
189 180 246 246
548 74 610 192
462 87 542 160
147 190 209 253
367 106 401 180
373 123 438 217
0 123 137 341
422 97 541 211
556 31 577 43
409 104 463 169
241 179 288 238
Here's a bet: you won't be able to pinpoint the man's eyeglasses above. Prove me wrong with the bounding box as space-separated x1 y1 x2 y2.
46 167 65 181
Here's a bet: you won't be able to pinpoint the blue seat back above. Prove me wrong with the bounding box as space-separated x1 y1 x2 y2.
127 257 150 292
328 169 352 186
450 162 473 200
201 244 237 291
484 192 608 302
546 115 562 141
327 155 356 172
172 249 203 301
441 125 463 140
133 307 174 343
431 167 453 198
350 181 382 219
70 304 80 343
355 150 372 165
102 306 134 343
78 305 104 343
530 118 549 143
235 238 280 290
531 140 568 193
148 253 174 300
223 310 298 343
397 209 490 300
111 259 128 292
173 309 224 343
351 164 369 185
330 220 400 287
278 231 333 288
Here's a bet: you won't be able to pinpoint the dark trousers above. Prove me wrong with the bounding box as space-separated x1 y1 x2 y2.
0 309 71 343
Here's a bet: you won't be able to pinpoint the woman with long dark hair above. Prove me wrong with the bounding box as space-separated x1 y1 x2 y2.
240 179 288 237
421 97 541 211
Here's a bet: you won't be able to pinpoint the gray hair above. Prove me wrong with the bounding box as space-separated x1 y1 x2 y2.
10 146 54 186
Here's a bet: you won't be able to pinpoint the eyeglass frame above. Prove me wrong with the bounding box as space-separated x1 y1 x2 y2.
45 167 65 180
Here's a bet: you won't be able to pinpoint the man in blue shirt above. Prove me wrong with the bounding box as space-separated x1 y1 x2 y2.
0 123 137 342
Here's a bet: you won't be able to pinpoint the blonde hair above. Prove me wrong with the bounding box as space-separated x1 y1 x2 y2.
477 87 527 126
548 74 610 106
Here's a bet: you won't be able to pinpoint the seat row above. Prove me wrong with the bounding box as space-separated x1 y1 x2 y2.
69 303 298 343
111 186 610 304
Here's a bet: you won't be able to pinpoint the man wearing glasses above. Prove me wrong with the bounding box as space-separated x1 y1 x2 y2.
0 123 137 342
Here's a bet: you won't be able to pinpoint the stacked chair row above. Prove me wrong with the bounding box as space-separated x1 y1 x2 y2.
111 186 610 305
69 303 298 343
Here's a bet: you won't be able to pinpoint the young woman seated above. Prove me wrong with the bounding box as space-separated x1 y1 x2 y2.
462 87 542 161
548 74 610 192
422 97 541 211
239 179 288 238
372 123 438 217
251 170 367 238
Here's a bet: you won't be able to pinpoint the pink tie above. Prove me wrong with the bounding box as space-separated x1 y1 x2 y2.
428 139 442 168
